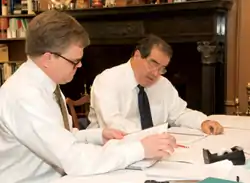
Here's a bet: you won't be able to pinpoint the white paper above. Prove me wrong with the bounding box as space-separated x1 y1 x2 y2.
167 127 206 136
163 147 198 164
51 170 146 183
167 127 207 145
122 124 168 170
207 115 250 130
145 160 233 180
123 125 207 166
122 123 168 142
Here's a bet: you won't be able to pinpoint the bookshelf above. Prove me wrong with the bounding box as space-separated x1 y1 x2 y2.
0 13 35 87
0 14 36 18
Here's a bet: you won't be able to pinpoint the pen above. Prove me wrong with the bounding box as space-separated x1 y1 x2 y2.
236 176 240 182
177 144 189 148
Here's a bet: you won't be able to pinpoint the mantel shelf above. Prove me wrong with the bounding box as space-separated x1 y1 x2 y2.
48 0 233 19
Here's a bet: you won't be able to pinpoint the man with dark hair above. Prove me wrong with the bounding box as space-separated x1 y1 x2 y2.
0 12 177 182
88 34 224 135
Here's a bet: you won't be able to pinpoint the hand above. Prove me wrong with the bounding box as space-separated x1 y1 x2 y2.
102 128 126 144
141 133 177 160
201 120 224 135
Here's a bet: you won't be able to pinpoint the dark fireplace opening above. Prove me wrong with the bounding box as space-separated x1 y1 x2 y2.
61 42 202 111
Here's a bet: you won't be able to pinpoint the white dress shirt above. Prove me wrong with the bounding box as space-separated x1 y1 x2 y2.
88 61 208 133
0 60 144 183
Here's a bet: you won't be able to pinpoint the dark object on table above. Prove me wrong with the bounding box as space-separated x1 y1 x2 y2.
203 146 246 165
144 180 199 183
145 180 169 183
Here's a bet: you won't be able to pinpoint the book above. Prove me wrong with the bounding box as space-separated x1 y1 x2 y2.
199 177 238 183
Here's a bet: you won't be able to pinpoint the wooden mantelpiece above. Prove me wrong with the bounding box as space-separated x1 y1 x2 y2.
58 0 233 115
61 0 233 44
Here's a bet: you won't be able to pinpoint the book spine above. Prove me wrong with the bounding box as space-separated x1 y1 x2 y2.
0 17 8 38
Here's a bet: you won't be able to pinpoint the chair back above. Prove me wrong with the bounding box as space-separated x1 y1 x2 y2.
66 94 90 129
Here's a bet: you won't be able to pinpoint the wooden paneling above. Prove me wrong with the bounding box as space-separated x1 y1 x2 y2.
226 0 250 115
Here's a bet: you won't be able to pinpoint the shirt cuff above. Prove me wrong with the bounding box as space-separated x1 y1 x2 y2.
123 141 145 165
194 111 208 129
86 128 104 145
73 128 104 145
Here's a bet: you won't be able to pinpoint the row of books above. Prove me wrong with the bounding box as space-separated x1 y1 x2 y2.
0 62 23 86
1 0 39 15
0 17 28 39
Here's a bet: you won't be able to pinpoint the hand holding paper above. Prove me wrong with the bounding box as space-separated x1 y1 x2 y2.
122 124 177 159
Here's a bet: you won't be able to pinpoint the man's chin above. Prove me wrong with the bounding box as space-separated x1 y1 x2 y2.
144 80 158 87
59 78 74 85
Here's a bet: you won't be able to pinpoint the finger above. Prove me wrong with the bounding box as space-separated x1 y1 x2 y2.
219 125 224 134
157 138 176 151
155 150 170 159
210 122 220 135
214 124 224 135
116 130 126 137
169 135 177 144
113 132 124 139
120 131 127 136
211 124 218 135
161 134 177 145
159 144 175 153
202 125 212 135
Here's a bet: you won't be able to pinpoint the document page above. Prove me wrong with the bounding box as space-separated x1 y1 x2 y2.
167 127 207 145
207 115 250 130
145 160 233 180
123 124 168 170
123 123 168 142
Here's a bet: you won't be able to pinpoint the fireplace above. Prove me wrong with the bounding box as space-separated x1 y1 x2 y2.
60 0 233 115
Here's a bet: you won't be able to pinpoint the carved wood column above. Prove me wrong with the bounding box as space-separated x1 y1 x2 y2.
197 41 225 115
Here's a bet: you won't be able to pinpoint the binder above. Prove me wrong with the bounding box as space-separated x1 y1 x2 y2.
199 177 238 183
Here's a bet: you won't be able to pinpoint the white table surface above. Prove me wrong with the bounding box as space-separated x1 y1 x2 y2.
53 115 250 183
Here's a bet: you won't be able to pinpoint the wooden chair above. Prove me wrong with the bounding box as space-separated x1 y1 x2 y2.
66 94 90 129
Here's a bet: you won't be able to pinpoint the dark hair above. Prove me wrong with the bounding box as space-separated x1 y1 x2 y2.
25 10 90 58
134 34 173 58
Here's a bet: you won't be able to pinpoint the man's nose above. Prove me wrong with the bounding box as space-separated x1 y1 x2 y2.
77 61 82 68
152 68 160 77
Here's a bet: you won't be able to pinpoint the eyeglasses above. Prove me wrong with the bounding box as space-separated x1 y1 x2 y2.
50 52 82 67
147 58 167 75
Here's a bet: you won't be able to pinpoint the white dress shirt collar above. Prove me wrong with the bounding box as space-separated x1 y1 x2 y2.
26 59 57 94
126 60 139 91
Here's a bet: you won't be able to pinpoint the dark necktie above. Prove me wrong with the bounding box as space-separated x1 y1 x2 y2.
138 85 154 129
54 85 70 131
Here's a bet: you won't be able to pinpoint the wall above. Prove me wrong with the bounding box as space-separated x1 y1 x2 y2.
226 0 250 115
38 0 248 114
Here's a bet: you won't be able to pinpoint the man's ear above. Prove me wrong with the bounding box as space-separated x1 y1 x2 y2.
134 50 142 59
41 52 52 68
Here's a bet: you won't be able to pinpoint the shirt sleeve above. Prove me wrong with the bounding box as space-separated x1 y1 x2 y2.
166 80 208 129
72 128 104 145
7 90 145 176
89 76 139 133
62 92 104 145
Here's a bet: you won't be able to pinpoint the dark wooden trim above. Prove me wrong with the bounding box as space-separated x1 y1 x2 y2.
57 0 233 19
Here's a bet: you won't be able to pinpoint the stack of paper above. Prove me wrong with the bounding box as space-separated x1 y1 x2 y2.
122 123 168 142
207 115 250 130
145 160 233 181
123 125 208 169
167 127 207 145
123 124 168 170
